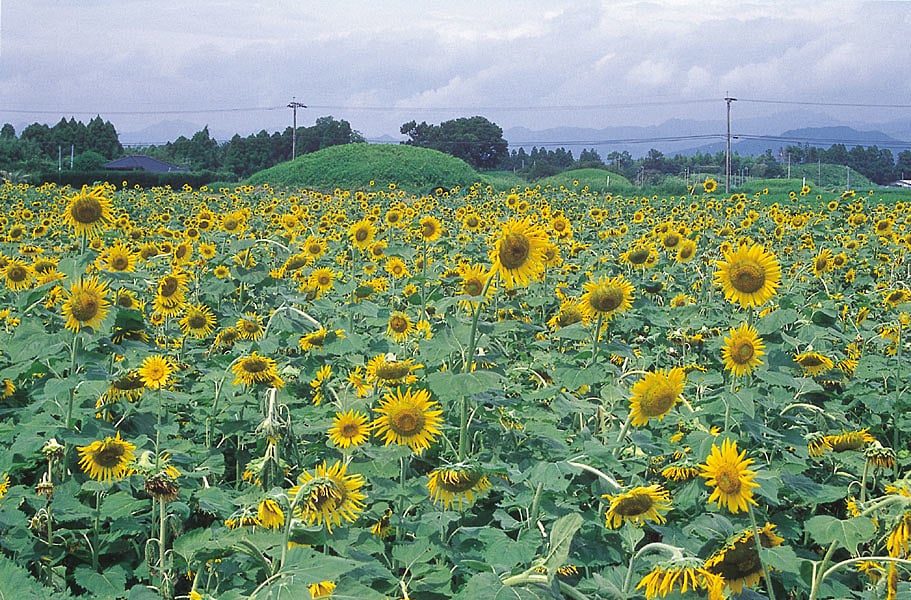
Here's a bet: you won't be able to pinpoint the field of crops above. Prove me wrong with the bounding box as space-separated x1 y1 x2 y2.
1 177 910 599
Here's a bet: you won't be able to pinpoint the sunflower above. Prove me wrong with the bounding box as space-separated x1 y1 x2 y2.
288 460 366 533
812 248 833 277
713 243 781 308
793 351 834 376
299 327 334 351
309 267 336 294
580 274 634 321
720 323 765 377
883 288 911 308
308 581 336 599
236 312 265 340
61 276 111 332
427 465 492 510
489 217 549 289
661 462 701 482
365 354 422 386
63 184 114 238
179 303 216 339
214 326 241 349
328 410 371 449
419 215 442 242
675 239 697 263
384 257 410 279
704 523 783 594
2 258 35 291
386 311 413 342
213 265 232 279
887 513 911 558
0 474 9 499
153 271 189 317
349 219 376 251
703 178 718 194
372 387 443 454
309 364 331 405
637 559 723 600
232 352 284 388
99 241 136 273
547 298 587 330
825 428 875 452
77 432 136 483
138 355 173 390
698 438 760 514
628 367 686 427
603 484 672 528
257 498 285 530
98 370 146 406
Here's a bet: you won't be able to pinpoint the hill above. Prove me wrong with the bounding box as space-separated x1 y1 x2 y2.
245 143 479 191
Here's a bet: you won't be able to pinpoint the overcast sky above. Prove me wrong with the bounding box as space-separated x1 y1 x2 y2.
2 1 910 142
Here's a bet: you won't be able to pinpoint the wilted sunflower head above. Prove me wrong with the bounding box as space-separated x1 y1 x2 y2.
427 465 492 510
289 461 366 533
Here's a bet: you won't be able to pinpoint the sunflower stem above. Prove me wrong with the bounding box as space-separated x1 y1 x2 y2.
158 496 169 599
589 313 604 364
747 503 776 600
65 333 80 430
458 274 496 461
92 489 101 571
893 318 902 480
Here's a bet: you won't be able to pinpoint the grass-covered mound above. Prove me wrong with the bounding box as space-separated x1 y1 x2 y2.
246 143 480 192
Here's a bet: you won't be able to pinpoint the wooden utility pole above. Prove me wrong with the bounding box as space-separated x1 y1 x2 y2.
725 95 736 194
288 98 307 160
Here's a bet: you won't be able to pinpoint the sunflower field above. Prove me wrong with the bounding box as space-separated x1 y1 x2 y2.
1 176 910 600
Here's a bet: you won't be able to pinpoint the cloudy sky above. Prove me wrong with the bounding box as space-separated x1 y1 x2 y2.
2 1 910 142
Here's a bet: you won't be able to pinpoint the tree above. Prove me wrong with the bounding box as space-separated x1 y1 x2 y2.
401 116 508 169
896 150 911 180
0 124 15 139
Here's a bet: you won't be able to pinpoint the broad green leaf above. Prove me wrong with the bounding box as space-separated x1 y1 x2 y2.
538 513 583 576
805 515 876 554
74 565 127 597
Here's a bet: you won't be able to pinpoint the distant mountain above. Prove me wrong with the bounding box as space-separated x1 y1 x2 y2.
119 120 205 147
504 115 911 159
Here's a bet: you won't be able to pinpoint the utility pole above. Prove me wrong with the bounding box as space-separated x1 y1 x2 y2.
724 95 736 194
288 97 307 160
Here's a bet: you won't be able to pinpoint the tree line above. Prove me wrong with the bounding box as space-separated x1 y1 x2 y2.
3 114 911 186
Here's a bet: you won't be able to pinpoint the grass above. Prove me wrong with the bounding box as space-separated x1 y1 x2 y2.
245 143 479 193
535 168 634 194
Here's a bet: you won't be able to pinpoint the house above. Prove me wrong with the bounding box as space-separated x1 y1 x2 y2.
103 155 188 173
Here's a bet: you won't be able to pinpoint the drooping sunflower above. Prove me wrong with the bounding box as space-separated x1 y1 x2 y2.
232 352 284 388
98 370 146 406
637 559 723 600
793 351 834 376
2 258 35 291
308 581 336 599
547 297 588 330
713 243 781 308
138 354 174 390
309 364 331 405
698 438 760 514
299 327 344 352
61 276 111 332
457 263 494 311
887 512 911 558
628 367 686 427
349 219 376 251
372 387 443 454
288 460 366 533
703 523 783 594
257 498 285 530
622 241 658 269
721 323 765 377
883 288 911 308
603 484 672 529
179 303 217 339
386 311 413 343
427 465 492 510
489 217 549 289
580 274 634 321
77 431 137 483
63 184 114 238
825 428 876 452
328 409 371 449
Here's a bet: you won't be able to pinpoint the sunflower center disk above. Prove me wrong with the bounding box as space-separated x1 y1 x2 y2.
590 288 623 313
73 198 103 223
715 470 742 494
8 267 27 282
71 294 100 321
392 410 423 435
499 233 530 269
730 262 765 293
95 445 128 468
615 493 654 516
735 343 755 362
640 385 677 417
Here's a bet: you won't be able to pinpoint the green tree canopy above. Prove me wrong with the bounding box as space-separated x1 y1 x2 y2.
400 116 508 169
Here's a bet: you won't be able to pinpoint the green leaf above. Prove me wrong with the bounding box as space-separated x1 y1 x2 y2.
426 370 503 402
727 388 755 418
805 515 877 554
759 545 803 576
74 565 127 597
538 513 583 576
456 572 555 600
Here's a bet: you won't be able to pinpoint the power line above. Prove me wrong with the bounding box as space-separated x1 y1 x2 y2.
738 98 911 109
